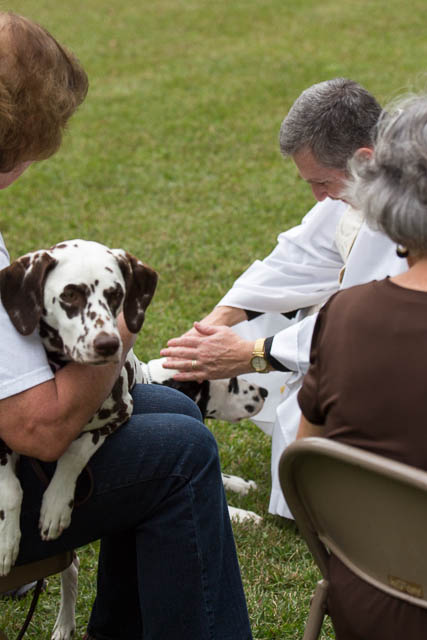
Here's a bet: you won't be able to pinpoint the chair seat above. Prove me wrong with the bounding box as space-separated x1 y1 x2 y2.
0 551 73 594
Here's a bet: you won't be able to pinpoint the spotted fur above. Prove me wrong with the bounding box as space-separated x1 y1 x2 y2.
141 357 268 423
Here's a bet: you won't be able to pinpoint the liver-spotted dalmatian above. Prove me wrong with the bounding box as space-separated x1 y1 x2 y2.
0 239 266 639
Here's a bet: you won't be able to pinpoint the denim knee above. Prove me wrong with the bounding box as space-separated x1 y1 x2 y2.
131 383 202 422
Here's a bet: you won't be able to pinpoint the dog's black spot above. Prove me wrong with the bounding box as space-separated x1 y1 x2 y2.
160 379 211 419
98 408 112 420
98 299 109 314
245 405 255 413
228 377 239 394
40 320 65 355
0 510 4 520
125 360 135 388
0 439 12 466
260 387 268 399
103 283 124 316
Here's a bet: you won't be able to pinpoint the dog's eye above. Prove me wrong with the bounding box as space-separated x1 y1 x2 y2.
103 284 124 315
59 285 89 310
60 290 79 304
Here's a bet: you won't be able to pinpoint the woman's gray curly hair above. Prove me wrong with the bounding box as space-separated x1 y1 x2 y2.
346 94 427 256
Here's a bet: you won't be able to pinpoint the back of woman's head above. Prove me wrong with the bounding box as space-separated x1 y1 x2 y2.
348 94 427 256
0 12 88 172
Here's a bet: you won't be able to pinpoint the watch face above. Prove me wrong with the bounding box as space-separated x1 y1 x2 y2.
251 356 268 372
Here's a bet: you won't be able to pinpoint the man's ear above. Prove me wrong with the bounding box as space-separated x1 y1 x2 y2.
354 147 373 160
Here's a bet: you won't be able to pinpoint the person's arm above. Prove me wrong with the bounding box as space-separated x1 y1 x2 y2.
218 199 346 314
197 305 248 328
0 314 136 462
296 413 324 439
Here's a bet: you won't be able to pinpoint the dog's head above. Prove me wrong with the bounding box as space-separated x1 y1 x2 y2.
205 376 268 422
0 239 158 364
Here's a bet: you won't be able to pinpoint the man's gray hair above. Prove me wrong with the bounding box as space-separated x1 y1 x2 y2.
346 94 427 256
279 78 382 169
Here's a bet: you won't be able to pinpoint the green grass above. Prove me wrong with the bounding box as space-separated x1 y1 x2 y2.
1 0 426 637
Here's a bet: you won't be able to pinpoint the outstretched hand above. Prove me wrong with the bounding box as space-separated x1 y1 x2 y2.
160 322 254 382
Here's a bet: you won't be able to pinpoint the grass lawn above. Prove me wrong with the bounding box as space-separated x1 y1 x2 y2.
1 0 426 637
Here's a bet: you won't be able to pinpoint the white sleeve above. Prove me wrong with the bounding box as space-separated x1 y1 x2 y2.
270 313 317 375
218 198 347 314
0 233 54 400
268 221 408 376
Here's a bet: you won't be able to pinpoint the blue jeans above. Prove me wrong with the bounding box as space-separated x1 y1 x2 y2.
16 384 253 640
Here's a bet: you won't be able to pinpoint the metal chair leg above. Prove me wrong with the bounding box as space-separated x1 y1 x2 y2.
302 579 329 640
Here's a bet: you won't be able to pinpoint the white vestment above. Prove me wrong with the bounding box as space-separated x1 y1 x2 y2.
219 198 406 518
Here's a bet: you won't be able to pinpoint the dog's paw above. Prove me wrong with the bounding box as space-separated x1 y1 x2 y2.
0 536 20 576
222 473 257 495
0 519 21 576
228 505 263 525
39 490 73 541
51 623 76 640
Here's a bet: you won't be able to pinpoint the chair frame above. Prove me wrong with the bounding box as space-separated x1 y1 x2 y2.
279 437 427 639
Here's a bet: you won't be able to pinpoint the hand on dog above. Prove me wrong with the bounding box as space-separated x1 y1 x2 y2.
160 322 255 381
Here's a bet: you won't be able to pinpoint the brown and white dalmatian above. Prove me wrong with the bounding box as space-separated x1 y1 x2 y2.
141 357 268 423
0 239 264 638
0 239 157 639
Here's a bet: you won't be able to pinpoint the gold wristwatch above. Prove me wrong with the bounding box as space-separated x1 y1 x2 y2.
250 338 269 373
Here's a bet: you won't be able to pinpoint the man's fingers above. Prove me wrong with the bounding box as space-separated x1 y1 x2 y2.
165 336 200 348
160 345 196 359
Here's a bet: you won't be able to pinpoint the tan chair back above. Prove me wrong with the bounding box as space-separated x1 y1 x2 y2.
279 438 427 608
278 437 427 639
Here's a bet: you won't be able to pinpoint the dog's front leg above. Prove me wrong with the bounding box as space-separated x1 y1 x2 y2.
51 553 80 640
0 451 23 575
39 432 107 541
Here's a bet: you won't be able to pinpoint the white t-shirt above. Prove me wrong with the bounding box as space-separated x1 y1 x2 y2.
0 233 53 399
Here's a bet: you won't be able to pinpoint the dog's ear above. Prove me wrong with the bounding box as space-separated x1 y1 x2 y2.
0 251 57 335
113 250 158 333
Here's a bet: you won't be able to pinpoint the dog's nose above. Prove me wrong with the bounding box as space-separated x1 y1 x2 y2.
260 387 268 399
93 332 120 357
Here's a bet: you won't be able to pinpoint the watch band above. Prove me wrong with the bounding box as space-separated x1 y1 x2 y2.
252 337 266 358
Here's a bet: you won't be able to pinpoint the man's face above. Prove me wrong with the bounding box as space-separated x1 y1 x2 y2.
292 148 348 202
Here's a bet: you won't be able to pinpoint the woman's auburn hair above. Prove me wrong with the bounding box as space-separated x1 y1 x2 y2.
0 12 88 172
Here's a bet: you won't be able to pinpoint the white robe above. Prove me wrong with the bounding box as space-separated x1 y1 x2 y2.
219 198 407 518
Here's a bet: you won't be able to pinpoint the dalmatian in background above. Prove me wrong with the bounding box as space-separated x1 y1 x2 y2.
141 357 267 424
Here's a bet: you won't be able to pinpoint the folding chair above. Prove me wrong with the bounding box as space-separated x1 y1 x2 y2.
0 551 73 640
279 437 427 640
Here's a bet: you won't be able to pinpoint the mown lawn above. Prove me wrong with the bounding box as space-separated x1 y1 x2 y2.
2 0 426 637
